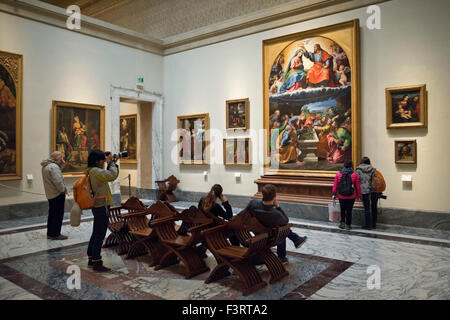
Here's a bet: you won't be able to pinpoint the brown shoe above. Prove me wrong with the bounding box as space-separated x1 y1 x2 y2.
88 257 93 267
92 260 111 272
47 234 68 240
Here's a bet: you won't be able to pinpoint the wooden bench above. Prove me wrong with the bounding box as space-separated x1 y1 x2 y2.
232 210 291 284
151 209 213 279
155 175 180 203
103 197 146 255
202 223 269 296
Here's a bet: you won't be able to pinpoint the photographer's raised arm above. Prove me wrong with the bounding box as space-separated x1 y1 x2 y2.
93 162 119 183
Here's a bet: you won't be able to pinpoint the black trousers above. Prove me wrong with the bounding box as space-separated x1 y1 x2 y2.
87 206 109 261
339 198 356 226
47 193 65 237
362 193 379 227
276 230 302 258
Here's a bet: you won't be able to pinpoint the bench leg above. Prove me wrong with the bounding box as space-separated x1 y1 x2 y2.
205 262 230 284
176 247 210 279
260 249 289 284
228 259 267 296
154 249 179 270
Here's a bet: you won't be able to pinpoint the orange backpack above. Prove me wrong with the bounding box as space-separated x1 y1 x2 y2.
372 169 386 193
73 174 95 210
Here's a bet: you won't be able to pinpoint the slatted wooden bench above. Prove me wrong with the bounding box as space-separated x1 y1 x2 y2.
150 210 213 279
233 210 291 284
103 197 146 255
155 175 180 203
202 223 269 296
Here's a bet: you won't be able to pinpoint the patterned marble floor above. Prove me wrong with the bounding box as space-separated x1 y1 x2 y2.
0 205 449 300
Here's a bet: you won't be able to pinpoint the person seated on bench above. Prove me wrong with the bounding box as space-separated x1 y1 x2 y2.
245 184 307 263
198 184 240 246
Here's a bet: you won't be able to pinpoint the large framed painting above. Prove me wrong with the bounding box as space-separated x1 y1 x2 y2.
0 51 22 180
263 20 360 175
223 138 251 166
177 113 209 165
226 98 250 130
52 101 105 176
120 114 137 163
386 84 427 129
395 139 417 164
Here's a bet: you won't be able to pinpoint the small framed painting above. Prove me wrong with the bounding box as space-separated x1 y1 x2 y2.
120 114 137 163
395 140 417 164
226 98 249 130
223 138 251 166
177 113 209 164
386 84 427 129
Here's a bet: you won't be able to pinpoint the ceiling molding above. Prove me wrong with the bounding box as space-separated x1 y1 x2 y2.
0 0 390 56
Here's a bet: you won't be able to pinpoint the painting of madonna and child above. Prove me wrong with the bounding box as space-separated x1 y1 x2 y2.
266 32 357 172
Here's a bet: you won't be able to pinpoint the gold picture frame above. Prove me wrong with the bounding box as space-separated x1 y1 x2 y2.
386 84 427 129
395 139 417 164
120 114 138 163
263 19 360 176
52 101 105 176
177 113 209 165
0 50 23 180
223 138 252 166
226 98 250 130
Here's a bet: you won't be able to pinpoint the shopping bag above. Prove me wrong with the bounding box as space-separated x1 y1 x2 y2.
328 200 341 222
70 202 82 227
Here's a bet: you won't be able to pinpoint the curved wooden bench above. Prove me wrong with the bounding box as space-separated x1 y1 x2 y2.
202 223 268 296
151 213 212 279
232 210 291 284
103 197 146 255
121 209 166 266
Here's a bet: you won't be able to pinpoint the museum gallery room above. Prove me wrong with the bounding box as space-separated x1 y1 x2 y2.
0 0 449 305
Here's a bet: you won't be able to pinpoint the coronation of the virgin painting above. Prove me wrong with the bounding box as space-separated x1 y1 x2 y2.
265 21 359 172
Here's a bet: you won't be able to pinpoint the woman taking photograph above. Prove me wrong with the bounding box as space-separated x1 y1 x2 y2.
86 150 119 272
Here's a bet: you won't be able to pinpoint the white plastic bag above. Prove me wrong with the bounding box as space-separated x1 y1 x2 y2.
70 202 82 227
328 200 341 222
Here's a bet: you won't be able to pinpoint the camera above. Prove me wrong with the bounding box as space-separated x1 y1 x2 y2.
105 150 128 161
378 193 387 200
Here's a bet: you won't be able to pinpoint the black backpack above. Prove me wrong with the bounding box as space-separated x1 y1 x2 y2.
338 172 354 196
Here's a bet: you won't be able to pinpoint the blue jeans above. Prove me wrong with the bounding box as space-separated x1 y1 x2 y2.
362 193 378 227
87 206 109 260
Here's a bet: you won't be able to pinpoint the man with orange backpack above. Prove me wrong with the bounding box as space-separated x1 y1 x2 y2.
356 157 385 229
85 150 119 272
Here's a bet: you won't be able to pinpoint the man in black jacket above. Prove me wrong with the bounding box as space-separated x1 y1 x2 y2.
245 184 307 263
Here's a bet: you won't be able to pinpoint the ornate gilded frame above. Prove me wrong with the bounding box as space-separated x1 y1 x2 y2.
262 19 360 176
177 113 210 165
223 137 252 166
226 98 250 130
386 84 427 129
52 101 105 176
0 50 23 180
394 139 417 164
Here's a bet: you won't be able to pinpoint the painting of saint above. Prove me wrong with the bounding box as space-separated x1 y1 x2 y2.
52 101 105 175
265 20 359 173
226 98 249 130
178 114 209 164
395 140 417 164
0 51 22 180
120 114 137 163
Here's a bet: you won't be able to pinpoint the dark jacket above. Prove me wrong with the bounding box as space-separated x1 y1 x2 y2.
244 199 289 228
198 198 233 220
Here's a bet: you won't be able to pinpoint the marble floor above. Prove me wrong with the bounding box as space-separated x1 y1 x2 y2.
0 201 449 300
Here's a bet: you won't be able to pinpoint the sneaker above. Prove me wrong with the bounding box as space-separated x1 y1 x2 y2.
345 225 352 230
47 234 68 240
294 236 307 249
339 222 345 229
279 256 289 263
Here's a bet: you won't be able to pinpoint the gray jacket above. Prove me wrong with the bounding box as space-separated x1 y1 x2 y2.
356 163 375 195
41 159 67 200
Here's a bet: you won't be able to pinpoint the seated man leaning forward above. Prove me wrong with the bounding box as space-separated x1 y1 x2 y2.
245 184 307 263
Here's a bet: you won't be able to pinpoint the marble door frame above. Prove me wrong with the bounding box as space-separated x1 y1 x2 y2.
110 86 163 195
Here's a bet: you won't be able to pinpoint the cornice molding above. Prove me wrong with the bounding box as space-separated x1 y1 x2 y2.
0 0 390 56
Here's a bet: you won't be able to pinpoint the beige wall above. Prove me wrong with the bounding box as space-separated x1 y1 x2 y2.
0 11 163 206
163 0 450 212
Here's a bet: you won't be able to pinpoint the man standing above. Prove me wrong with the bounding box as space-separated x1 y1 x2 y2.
41 151 68 240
